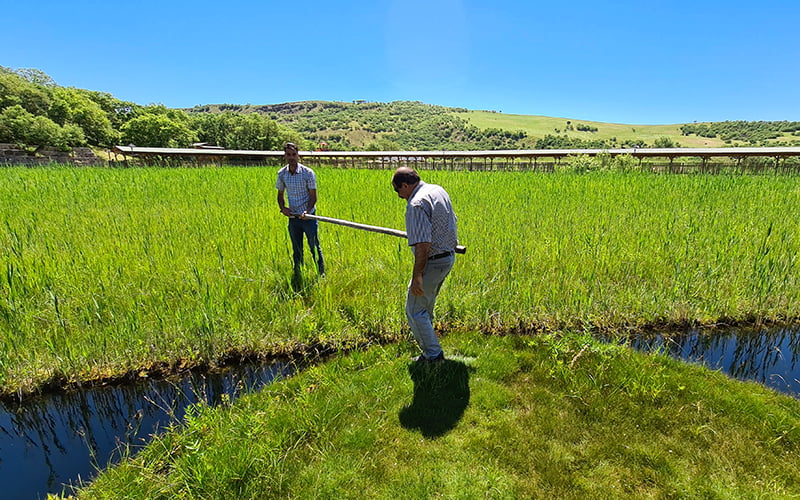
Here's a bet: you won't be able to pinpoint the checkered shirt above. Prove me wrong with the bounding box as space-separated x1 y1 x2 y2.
276 163 317 215
405 181 458 255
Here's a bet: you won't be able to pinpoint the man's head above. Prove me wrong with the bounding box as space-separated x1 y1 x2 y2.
391 167 420 199
284 142 299 167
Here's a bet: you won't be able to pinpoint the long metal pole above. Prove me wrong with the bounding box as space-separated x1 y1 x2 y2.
299 214 466 254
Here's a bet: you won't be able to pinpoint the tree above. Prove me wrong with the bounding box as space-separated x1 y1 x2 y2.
14 68 57 87
0 104 84 149
56 123 87 149
133 103 192 123
365 136 402 151
227 112 281 150
276 123 308 150
81 89 139 129
26 115 64 147
653 136 676 148
49 87 118 146
192 112 284 150
121 113 197 147
0 71 52 115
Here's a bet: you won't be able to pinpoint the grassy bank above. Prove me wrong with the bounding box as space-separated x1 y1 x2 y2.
2 167 800 397
69 331 800 498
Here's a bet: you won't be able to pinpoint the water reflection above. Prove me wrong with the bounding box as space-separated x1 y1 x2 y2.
616 327 800 397
0 361 294 500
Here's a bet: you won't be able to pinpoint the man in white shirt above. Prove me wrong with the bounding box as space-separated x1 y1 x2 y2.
276 142 325 277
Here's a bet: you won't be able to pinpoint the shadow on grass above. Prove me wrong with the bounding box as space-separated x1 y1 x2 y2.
290 271 322 296
399 359 471 439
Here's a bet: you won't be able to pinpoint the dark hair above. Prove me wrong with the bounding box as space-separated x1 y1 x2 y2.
284 142 298 152
392 168 420 187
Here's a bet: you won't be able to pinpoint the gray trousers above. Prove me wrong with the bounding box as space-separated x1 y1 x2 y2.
405 254 454 359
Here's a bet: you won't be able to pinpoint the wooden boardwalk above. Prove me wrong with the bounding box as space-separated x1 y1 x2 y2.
111 146 800 172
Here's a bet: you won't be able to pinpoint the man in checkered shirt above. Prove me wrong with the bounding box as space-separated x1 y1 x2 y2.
276 142 325 277
392 167 458 362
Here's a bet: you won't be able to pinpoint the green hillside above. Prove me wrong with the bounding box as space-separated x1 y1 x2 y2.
454 110 724 148
455 110 800 148
194 101 699 150
190 101 528 151
193 101 800 150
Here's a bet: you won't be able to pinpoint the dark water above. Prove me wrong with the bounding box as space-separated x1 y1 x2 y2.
617 327 800 397
0 361 294 500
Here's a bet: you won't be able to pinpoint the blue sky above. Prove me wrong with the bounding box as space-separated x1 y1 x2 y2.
3 0 798 125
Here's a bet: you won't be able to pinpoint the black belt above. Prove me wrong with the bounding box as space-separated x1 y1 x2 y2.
429 251 454 261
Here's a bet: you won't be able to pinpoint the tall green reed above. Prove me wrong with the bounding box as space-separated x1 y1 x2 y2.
1 166 799 394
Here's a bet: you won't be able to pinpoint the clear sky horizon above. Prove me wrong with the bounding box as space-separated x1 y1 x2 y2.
3 0 798 125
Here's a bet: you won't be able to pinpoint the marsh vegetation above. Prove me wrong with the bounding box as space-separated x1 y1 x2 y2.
2 166 800 397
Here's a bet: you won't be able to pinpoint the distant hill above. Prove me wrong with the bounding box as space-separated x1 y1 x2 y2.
457 111 800 148
456 111 715 147
187 101 526 151
186 100 800 150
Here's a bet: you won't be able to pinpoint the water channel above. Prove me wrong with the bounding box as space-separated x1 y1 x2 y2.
2 327 799 499
618 326 800 397
1 361 295 499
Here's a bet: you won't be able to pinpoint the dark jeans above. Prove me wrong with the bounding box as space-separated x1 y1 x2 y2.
288 217 325 275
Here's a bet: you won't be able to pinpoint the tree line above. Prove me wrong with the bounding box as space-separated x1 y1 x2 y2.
0 67 300 151
680 121 800 145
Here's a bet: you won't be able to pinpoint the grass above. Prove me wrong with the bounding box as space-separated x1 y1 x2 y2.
3 166 800 397
69 331 800 499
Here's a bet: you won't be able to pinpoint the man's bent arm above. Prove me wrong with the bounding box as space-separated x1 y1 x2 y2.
277 191 291 216
303 189 317 217
410 242 431 296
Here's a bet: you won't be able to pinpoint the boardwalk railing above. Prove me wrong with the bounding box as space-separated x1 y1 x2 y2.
111 146 800 172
